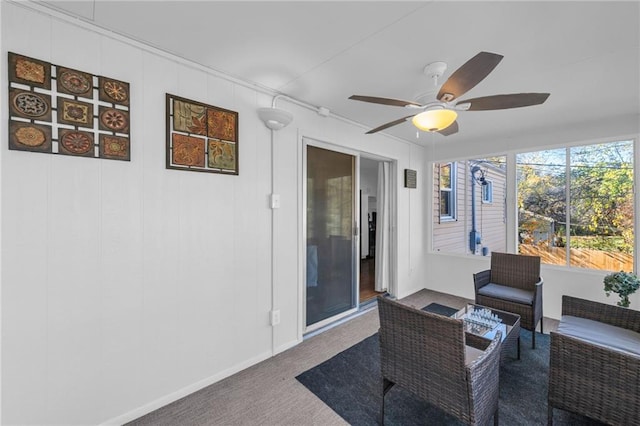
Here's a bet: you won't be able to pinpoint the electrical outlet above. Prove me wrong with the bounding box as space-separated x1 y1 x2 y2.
270 310 281 326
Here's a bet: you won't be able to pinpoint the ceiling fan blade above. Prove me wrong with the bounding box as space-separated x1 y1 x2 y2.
365 115 415 134
457 93 550 111
349 95 421 108
437 52 503 102
437 120 459 136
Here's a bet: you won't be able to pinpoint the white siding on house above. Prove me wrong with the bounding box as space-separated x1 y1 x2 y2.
433 161 506 255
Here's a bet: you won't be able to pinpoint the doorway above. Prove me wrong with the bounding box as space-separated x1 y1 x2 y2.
303 141 395 332
359 157 385 303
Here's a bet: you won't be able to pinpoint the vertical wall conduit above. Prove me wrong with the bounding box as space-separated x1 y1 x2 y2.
260 94 335 353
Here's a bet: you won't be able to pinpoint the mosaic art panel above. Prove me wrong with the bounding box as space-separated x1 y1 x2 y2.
99 135 130 161
166 93 238 175
99 106 130 133
9 88 52 121
99 77 130 106
7 52 131 161
58 129 95 157
208 140 236 170
9 121 52 153
172 134 205 167
57 67 94 98
58 97 93 127
9 53 51 89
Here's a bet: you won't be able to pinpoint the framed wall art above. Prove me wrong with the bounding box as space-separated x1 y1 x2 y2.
404 169 417 188
7 52 131 161
166 93 238 175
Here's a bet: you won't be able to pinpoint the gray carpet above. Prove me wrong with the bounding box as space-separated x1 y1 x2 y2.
296 329 604 425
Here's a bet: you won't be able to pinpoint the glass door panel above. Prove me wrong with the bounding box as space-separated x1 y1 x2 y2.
306 145 356 326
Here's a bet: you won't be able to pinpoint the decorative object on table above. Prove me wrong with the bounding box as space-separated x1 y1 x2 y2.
603 270 640 308
7 52 131 161
463 306 502 330
166 93 238 175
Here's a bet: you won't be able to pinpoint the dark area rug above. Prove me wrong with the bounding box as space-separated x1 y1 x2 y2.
297 329 604 425
421 302 459 317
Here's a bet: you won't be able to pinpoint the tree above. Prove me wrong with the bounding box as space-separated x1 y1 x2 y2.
517 150 566 227
517 141 634 254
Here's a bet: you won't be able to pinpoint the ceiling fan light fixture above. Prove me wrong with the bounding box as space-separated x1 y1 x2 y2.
412 109 457 132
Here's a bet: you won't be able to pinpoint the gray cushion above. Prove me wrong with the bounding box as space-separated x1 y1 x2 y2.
558 315 640 357
477 283 534 305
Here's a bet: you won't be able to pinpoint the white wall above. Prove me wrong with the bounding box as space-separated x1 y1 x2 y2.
0 2 428 425
424 252 640 320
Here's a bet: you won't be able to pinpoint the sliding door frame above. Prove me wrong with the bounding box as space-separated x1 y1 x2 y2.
302 138 360 333
299 135 398 337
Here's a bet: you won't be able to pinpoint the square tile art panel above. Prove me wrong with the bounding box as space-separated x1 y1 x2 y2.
166 94 238 175
7 52 131 161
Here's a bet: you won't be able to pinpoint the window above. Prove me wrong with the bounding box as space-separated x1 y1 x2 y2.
517 140 634 271
439 163 456 220
482 180 493 203
433 158 506 255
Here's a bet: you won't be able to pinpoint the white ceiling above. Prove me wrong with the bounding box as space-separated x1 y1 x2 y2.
37 1 640 146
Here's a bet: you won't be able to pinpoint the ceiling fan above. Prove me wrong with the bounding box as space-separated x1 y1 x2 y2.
349 51 550 136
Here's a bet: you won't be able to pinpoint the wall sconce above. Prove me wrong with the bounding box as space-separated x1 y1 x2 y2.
258 107 293 131
471 164 488 186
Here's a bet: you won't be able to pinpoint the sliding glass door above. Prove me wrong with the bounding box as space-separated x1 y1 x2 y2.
306 145 357 327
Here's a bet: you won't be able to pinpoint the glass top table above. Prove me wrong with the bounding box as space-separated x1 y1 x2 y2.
453 303 521 361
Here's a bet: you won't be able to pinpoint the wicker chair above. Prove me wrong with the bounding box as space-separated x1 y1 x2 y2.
377 296 501 426
473 252 543 348
548 295 640 425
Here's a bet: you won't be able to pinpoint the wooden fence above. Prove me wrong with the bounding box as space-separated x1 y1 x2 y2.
519 244 633 272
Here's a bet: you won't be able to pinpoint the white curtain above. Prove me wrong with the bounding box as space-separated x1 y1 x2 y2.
375 162 390 292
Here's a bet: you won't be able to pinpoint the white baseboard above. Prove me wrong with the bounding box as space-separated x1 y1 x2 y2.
273 337 301 355
100 349 273 426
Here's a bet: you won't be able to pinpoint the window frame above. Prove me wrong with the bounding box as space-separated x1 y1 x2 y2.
481 179 493 204
439 162 456 221
515 139 635 271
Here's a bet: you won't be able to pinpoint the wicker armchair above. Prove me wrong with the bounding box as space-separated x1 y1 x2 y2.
377 296 501 426
548 295 640 425
473 252 543 348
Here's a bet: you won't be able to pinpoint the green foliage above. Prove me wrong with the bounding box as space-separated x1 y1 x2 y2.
570 236 632 254
517 142 634 256
604 271 640 307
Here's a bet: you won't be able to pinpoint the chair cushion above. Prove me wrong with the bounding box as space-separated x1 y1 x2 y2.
477 283 534 305
558 315 640 357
